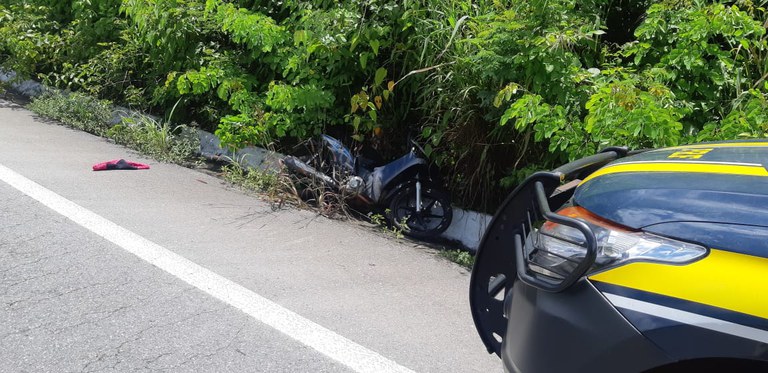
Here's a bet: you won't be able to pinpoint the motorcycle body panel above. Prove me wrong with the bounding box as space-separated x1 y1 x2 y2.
319 134 355 174
364 152 427 203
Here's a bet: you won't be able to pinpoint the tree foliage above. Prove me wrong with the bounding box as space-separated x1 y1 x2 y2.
1 0 767 210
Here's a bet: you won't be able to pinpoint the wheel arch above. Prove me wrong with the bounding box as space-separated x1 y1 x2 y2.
379 165 429 203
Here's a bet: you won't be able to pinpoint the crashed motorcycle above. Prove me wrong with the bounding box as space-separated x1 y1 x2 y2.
282 135 452 238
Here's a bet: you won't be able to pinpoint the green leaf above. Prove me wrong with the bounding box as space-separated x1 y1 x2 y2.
360 53 369 69
374 67 387 86
293 30 306 45
370 39 380 56
740 39 750 49
493 93 503 108
500 109 513 126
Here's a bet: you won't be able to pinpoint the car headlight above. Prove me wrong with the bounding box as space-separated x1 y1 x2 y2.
526 206 708 279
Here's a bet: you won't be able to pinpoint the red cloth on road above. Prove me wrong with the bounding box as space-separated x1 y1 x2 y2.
92 159 150 171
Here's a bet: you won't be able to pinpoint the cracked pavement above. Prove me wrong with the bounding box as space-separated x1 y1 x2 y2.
0 99 500 372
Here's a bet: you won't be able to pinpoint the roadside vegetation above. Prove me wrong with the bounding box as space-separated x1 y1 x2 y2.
3 0 768 213
27 90 289 201
27 91 113 136
27 90 201 165
107 117 199 165
220 163 280 194
440 249 475 269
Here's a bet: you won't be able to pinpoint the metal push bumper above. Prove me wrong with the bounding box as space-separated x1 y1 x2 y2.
470 148 632 354
469 147 658 366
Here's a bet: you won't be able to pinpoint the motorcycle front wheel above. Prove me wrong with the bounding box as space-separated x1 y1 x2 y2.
388 182 453 239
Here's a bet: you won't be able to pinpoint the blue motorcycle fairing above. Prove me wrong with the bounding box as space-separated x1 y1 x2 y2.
320 135 355 174
365 152 426 203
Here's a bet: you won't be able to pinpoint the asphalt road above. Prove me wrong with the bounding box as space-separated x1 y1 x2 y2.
0 99 501 372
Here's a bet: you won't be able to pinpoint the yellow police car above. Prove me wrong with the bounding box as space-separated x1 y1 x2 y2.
470 140 768 372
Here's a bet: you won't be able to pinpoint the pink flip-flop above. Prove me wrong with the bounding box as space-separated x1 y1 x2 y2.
92 159 150 171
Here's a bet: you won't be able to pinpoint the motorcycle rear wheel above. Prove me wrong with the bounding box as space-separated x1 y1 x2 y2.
388 182 452 239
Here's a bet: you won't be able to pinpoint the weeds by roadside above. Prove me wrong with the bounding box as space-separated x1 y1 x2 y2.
221 162 279 194
220 161 307 212
440 250 475 269
368 210 405 239
28 91 112 136
281 154 357 220
28 90 200 166
370 210 475 269
107 116 199 165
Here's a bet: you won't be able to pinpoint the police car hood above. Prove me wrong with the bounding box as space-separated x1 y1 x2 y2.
573 141 768 229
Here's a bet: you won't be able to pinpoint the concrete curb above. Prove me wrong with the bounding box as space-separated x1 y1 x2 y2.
1 72 491 252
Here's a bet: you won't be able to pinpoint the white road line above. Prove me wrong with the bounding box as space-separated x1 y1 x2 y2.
0 163 416 373
604 293 768 344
